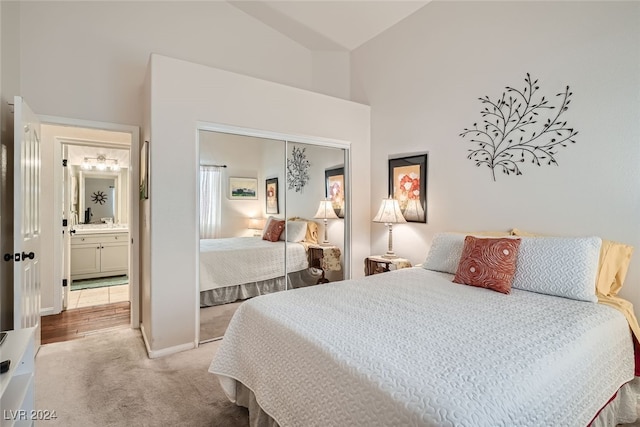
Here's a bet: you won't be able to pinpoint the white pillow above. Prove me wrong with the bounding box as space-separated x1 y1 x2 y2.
279 220 308 243
422 233 466 274
511 236 602 303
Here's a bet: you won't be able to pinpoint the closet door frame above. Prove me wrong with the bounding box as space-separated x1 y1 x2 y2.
195 122 351 345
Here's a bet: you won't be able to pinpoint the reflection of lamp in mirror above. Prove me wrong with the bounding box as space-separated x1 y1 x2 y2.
248 217 266 237
402 199 424 222
372 197 406 259
314 200 339 245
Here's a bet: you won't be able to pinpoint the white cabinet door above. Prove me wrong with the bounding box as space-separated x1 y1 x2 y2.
70 243 101 276
100 241 128 273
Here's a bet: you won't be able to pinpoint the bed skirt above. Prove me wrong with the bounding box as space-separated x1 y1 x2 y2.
200 268 323 307
591 377 640 426
228 378 640 427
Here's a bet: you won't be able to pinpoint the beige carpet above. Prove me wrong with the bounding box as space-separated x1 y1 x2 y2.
35 328 249 426
200 302 242 343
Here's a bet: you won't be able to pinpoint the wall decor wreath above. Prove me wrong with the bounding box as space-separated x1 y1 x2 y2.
287 146 310 192
460 73 578 181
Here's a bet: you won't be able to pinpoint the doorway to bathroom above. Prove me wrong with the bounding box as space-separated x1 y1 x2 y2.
64 143 131 311
39 121 139 343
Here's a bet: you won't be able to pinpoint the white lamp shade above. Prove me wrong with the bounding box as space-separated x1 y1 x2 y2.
372 198 406 224
314 200 339 220
248 217 266 230
402 199 424 222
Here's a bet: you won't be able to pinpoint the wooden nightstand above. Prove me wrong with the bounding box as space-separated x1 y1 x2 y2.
364 256 412 276
308 245 342 284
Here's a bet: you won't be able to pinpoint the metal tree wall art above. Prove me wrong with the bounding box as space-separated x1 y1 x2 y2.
287 146 310 192
460 73 578 181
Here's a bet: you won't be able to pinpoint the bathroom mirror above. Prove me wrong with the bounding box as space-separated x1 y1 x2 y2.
78 170 129 226
67 145 130 227
80 174 117 223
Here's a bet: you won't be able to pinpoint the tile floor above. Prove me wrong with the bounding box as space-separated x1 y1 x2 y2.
68 284 130 309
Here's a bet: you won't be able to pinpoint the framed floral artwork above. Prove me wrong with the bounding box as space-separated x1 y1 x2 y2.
325 166 345 218
388 153 428 223
266 177 279 214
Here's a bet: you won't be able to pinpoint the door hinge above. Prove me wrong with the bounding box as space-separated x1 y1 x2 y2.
62 279 68 287
62 159 68 167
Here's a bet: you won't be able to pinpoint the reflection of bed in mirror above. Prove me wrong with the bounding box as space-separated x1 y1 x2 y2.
199 218 322 307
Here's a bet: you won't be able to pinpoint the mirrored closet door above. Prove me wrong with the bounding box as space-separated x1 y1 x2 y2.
284 142 346 289
198 130 349 343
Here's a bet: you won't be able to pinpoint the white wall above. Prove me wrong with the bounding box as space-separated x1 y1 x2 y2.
145 54 370 355
352 2 640 308
18 1 339 126
312 51 351 99
11 1 352 330
0 1 21 329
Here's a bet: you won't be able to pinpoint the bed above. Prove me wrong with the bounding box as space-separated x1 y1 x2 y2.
200 217 320 307
209 232 640 426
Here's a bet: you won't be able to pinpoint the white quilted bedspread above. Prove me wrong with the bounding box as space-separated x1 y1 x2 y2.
210 268 635 427
199 237 308 291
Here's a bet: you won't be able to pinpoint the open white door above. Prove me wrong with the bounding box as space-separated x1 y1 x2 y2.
13 96 41 347
61 144 71 311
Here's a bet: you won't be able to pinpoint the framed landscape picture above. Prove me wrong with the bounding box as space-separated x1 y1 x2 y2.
325 166 345 218
265 177 279 214
229 177 258 200
388 153 428 223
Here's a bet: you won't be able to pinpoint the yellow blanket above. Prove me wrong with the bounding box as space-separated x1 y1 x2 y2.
598 294 640 343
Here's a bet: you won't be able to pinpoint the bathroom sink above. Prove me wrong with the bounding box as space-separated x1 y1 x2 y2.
72 225 129 235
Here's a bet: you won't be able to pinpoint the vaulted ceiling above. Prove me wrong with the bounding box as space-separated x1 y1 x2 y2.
229 1 430 51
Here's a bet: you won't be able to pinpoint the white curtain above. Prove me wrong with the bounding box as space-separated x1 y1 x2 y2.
200 166 223 239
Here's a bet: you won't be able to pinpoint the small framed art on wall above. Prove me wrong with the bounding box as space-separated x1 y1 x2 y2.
229 177 258 200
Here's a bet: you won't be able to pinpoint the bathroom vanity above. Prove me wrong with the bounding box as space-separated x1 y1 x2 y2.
70 227 129 280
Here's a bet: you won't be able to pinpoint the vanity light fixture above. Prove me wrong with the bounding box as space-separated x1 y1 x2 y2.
81 154 121 172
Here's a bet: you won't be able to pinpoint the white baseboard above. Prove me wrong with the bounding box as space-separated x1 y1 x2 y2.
40 307 58 316
140 323 195 359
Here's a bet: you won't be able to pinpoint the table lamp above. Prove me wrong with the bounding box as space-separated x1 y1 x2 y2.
372 197 406 258
314 200 339 245
248 217 266 237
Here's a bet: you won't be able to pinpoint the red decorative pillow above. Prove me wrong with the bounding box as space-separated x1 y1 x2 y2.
262 219 285 242
452 236 521 294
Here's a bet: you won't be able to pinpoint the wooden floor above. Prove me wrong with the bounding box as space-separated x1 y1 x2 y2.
41 301 130 345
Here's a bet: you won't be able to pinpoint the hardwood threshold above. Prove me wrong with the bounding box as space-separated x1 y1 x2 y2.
41 301 131 345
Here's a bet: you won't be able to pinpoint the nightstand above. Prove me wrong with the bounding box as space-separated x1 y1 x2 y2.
308 245 342 284
364 256 412 276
